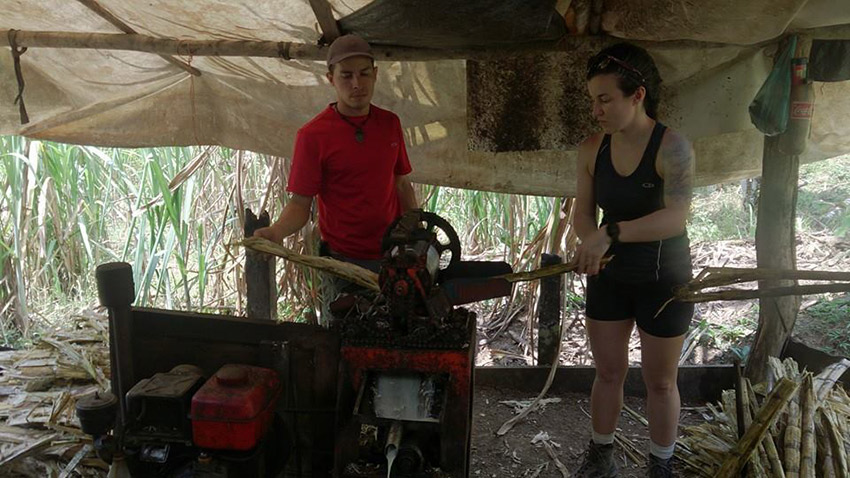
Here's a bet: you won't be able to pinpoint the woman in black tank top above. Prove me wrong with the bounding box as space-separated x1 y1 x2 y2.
571 43 695 478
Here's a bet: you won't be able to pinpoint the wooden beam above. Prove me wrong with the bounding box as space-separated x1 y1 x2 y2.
790 23 850 41
0 29 570 61
75 0 200 76
0 25 847 66
308 0 342 43
6 27 838 63
475 365 736 403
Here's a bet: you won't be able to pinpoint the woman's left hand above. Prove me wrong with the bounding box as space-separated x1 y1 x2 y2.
574 228 611 276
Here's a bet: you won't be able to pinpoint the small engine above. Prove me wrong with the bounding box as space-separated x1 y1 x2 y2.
76 364 287 477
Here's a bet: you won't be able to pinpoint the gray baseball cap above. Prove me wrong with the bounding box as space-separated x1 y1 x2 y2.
327 34 374 66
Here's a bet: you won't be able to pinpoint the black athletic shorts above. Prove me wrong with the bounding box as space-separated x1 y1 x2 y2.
585 271 694 338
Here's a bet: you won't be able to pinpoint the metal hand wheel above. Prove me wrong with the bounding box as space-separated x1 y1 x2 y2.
381 210 462 269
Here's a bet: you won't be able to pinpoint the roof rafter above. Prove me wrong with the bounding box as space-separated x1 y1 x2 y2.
308 0 342 43
75 0 200 76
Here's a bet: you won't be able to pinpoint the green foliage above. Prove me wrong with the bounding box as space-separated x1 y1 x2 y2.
0 138 570 345
805 294 850 357
700 307 759 352
687 155 850 242
688 182 757 242
0 139 262 344
419 184 557 261
796 158 850 237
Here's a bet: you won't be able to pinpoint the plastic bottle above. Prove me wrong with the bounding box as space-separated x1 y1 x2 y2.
778 57 814 155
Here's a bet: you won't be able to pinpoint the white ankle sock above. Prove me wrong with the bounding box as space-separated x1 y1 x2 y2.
592 430 615 445
649 440 675 460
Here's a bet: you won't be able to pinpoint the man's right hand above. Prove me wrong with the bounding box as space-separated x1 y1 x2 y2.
251 195 313 245
253 224 285 244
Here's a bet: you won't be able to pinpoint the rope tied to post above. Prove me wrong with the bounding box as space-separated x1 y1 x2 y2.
7 29 29 124
277 41 291 61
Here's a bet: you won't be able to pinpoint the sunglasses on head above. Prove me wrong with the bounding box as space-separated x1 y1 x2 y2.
590 54 645 85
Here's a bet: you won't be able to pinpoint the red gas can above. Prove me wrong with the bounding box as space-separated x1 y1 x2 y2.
190 364 281 450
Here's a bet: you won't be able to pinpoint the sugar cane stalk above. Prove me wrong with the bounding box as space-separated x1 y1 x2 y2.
822 405 848 478
746 378 785 478
813 359 850 404
799 374 816 478
815 410 836 478
785 383 802 477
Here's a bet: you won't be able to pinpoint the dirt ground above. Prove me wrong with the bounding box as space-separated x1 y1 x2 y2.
470 386 706 478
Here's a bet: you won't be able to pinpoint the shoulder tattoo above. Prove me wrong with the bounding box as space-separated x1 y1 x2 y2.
661 133 694 206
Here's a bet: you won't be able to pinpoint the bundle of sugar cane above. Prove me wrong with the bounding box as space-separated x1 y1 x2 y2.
716 377 800 477
673 267 850 302
241 236 380 292
679 357 850 478
0 311 111 476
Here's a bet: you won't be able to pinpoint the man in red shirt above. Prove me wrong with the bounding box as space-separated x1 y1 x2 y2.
254 34 417 319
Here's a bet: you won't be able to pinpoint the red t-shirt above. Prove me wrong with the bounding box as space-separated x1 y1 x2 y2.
287 104 412 260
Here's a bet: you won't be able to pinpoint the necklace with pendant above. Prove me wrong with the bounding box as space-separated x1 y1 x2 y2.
334 104 371 143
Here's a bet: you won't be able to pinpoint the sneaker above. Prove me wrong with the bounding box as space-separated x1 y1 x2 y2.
647 454 674 478
574 440 618 478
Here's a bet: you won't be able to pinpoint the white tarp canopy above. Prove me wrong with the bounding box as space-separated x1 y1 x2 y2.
2 0 850 196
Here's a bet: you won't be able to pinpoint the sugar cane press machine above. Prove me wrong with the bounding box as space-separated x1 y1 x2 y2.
331 210 511 478
76 210 512 477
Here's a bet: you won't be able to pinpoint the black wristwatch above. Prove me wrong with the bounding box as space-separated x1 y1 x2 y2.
605 222 620 244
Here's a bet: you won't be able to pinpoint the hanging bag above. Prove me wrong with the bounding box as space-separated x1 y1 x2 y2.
749 36 797 136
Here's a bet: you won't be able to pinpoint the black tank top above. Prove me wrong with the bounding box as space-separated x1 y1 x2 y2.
593 122 691 283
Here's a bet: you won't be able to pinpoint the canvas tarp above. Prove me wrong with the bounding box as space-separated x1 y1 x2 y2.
1 0 850 196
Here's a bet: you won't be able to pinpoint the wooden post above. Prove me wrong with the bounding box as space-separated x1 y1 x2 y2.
244 208 277 321
746 36 812 382
537 253 562 366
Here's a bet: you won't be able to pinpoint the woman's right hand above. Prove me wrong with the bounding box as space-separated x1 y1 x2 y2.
574 227 611 276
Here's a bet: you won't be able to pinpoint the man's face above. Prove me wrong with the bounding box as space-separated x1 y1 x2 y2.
587 73 643 134
327 56 377 113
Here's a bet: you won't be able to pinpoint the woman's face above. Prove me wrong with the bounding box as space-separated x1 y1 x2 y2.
587 73 643 134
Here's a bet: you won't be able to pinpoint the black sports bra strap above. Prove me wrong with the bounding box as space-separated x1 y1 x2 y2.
642 122 667 166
